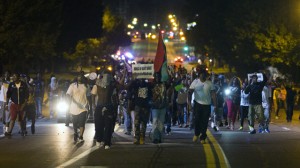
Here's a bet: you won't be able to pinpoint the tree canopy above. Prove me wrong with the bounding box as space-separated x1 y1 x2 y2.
185 0 300 80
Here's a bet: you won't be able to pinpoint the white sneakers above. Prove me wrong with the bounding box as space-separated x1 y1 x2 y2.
96 142 110 149
96 141 104 147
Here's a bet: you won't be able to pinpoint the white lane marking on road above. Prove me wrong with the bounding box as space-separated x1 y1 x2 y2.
56 146 98 168
81 166 108 168
282 127 291 131
56 125 122 167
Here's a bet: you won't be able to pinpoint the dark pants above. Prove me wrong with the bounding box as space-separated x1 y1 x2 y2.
286 103 294 121
165 105 172 133
94 105 113 146
134 106 150 140
240 106 249 127
72 111 87 133
193 101 211 140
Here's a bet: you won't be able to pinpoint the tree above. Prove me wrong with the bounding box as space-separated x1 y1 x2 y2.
0 0 63 73
184 0 300 79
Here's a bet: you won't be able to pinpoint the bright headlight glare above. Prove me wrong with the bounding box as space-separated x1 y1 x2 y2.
57 101 69 113
225 89 231 96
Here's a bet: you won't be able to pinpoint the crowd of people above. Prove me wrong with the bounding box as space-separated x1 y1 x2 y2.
0 63 299 149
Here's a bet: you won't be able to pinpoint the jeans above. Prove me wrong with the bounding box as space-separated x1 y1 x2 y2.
35 97 43 117
122 106 132 132
177 103 186 125
263 106 270 128
152 108 166 141
193 101 211 140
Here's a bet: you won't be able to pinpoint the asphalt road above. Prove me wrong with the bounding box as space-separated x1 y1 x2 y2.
1 109 300 168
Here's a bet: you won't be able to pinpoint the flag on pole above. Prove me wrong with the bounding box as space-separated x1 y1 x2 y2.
154 31 168 82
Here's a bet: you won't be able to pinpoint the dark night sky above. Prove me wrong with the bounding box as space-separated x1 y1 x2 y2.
103 0 190 26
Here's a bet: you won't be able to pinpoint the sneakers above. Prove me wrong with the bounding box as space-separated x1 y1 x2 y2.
238 126 243 131
74 133 78 142
258 128 264 133
96 141 104 147
192 135 199 142
79 136 84 142
264 128 270 133
166 132 171 136
124 131 131 135
249 129 256 134
153 139 159 144
104 145 110 150
31 125 35 134
140 137 145 145
200 140 206 144
133 139 140 145
213 126 219 132
4 132 11 136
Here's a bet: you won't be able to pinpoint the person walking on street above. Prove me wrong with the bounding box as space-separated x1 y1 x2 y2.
5 73 29 136
285 82 296 122
262 83 272 133
239 79 250 131
188 67 217 144
48 76 59 118
224 76 241 130
91 69 124 149
33 73 44 118
127 78 152 145
66 73 89 143
151 73 167 144
245 73 267 134
0 72 10 134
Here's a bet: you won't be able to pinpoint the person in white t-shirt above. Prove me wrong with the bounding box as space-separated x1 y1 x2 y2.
0 72 10 134
188 67 217 144
66 74 89 143
262 84 272 133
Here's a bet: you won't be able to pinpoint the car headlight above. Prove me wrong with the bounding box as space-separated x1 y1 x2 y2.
56 101 69 113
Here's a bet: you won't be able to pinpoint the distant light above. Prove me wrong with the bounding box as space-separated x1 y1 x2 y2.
125 52 134 59
151 25 156 29
161 30 165 34
107 66 113 71
144 23 148 27
151 34 156 39
116 50 121 56
209 59 212 63
164 39 169 43
184 46 189 51
168 15 173 19
173 27 178 31
179 31 184 36
198 59 202 64
171 19 175 23
127 32 131 35
180 37 186 41
121 55 125 60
